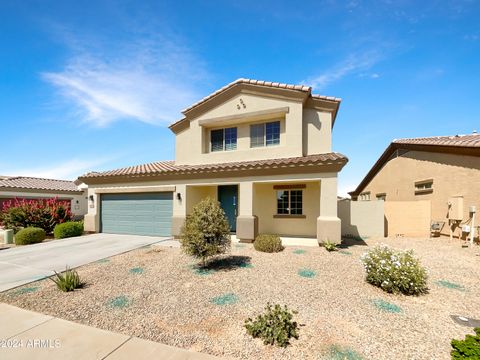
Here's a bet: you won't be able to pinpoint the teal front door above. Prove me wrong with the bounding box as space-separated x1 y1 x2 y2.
218 185 238 232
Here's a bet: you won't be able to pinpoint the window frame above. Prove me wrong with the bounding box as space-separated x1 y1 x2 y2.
274 188 305 218
210 127 237 152
250 120 280 148
415 179 433 195
359 192 371 201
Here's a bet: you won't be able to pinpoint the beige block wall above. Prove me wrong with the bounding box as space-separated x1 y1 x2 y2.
175 93 333 165
338 199 385 238
253 182 319 237
384 200 431 237
361 151 480 235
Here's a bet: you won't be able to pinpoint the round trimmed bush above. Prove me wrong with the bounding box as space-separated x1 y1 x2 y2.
53 221 84 239
361 244 428 295
254 234 284 253
15 227 46 245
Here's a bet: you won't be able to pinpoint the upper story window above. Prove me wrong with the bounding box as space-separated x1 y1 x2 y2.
211 127 237 152
250 121 280 148
376 193 386 201
415 179 433 195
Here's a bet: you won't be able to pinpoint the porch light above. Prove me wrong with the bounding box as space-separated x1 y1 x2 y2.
177 193 182 201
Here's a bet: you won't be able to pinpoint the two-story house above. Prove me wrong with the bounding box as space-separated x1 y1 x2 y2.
79 79 348 243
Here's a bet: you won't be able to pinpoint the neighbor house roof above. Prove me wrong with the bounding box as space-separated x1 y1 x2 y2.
0 176 83 193
79 153 348 182
349 133 480 197
169 78 342 132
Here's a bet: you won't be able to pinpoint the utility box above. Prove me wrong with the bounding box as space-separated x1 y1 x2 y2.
448 196 464 221
3 229 14 244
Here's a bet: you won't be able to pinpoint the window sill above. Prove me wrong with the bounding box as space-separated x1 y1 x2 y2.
415 189 433 195
273 214 306 219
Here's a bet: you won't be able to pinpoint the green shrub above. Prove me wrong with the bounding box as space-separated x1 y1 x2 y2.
180 197 231 267
323 239 337 252
361 245 428 295
50 267 83 292
245 303 299 347
54 221 84 239
15 227 46 245
451 328 480 359
254 234 284 253
0 198 72 234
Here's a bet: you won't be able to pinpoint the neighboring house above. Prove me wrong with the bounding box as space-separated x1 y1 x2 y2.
78 78 348 242
349 133 480 238
0 176 87 218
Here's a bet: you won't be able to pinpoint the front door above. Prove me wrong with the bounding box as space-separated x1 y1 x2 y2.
218 185 238 232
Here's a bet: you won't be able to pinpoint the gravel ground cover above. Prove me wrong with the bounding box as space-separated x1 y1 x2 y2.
1 237 480 359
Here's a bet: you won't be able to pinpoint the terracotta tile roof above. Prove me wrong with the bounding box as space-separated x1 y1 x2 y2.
0 177 83 193
180 78 341 115
393 133 480 148
80 153 348 180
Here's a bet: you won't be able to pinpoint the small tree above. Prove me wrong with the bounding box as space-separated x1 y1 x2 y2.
180 197 231 267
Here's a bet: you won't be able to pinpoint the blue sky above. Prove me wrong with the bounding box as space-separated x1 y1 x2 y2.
0 1 479 195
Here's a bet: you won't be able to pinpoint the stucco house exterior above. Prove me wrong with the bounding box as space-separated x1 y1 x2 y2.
79 79 348 243
0 176 87 218
349 133 480 238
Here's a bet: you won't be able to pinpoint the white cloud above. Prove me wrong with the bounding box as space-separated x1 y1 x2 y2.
306 50 383 90
3 158 111 180
42 34 206 127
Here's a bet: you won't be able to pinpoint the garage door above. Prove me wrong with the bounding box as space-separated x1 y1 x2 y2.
100 193 173 236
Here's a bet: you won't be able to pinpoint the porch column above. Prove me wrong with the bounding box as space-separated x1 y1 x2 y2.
171 184 186 238
236 181 258 242
83 190 100 233
317 176 341 244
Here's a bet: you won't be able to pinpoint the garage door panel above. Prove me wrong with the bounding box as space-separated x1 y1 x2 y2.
100 193 173 236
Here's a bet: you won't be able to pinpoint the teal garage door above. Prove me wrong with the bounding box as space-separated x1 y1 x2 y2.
100 193 173 236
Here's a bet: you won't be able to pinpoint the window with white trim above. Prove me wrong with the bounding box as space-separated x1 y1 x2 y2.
250 121 280 148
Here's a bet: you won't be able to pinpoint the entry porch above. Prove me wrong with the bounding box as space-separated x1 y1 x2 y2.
172 176 341 243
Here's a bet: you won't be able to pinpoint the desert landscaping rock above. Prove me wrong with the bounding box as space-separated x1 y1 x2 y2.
1 237 479 359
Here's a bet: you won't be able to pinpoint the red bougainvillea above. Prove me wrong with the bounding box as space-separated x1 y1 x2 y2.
0 197 72 234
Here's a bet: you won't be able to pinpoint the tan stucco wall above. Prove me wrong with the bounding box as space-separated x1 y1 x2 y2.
384 200 431 237
338 199 385 238
186 186 217 214
175 93 332 165
0 190 87 216
84 172 340 239
360 151 480 235
253 182 320 237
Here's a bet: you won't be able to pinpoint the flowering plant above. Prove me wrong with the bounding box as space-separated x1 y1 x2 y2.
361 244 428 295
0 197 72 234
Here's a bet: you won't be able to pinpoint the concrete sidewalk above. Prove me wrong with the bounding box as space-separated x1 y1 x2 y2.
0 303 219 359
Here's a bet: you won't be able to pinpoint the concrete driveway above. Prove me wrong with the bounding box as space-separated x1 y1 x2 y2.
0 234 171 292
